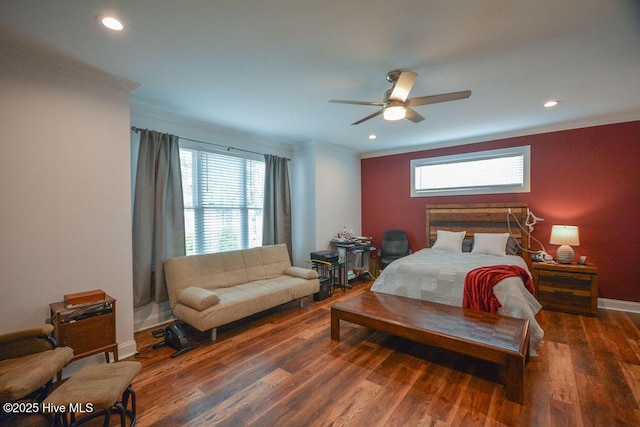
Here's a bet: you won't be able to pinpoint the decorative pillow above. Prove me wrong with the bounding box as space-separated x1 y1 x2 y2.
285 266 319 280
177 287 220 311
462 239 473 253
431 230 466 252
471 233 510 256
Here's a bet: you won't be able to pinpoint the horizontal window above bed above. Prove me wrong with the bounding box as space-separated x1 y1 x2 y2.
410 146 530 197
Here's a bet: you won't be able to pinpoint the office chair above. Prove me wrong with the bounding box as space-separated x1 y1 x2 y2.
379 229 411 268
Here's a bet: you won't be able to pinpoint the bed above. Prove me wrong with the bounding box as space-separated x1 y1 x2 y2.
370 203 544 355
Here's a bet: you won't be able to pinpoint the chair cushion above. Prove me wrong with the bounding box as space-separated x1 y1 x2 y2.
0 346 73 402
44 361 141 410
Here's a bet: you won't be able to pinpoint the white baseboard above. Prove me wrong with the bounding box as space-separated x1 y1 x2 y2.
598 298 640 314
118 339 138 360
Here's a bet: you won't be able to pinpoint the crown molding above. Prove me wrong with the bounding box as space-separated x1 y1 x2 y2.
0 39 139 93
131 102 294 154
360 111 640 159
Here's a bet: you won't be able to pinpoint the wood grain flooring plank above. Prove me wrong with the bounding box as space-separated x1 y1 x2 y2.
183 368 292 426
346 346 426 426
484 387 524 426
621 362 640 408
270 336 394 426
546 341 579 405
385 362 454 425
574 372 617 427
581 314 640 410
449 375 493 427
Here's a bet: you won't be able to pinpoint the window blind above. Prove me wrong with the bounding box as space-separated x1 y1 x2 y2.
410 146 530 197
180 147 265 255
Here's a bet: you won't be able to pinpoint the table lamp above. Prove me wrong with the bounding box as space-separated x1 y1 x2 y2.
550 225 580 264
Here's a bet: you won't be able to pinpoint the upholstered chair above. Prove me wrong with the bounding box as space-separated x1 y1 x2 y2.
0 324 73 403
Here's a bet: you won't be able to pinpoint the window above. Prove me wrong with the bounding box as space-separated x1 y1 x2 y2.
410 146 530 197
180 142 265 255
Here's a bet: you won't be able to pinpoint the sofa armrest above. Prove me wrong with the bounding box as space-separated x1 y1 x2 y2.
284 266 319 280
177 287 221 311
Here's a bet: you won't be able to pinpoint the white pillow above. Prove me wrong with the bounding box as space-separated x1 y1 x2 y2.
471 233 510 256
432 230 466 252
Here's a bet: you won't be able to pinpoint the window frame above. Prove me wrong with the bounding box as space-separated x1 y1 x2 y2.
410 145 531 197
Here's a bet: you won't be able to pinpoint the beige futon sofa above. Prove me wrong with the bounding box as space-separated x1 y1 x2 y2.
164 244 319 340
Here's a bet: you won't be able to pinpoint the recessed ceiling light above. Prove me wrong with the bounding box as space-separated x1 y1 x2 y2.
99 15 124 31
368 134 377 140
544 100 560 108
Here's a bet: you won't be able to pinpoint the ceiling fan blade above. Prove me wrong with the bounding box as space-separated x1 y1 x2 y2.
389 71 417 102
407 90 472 107
351 109 383 125
330 99 386 106
405 108 425 123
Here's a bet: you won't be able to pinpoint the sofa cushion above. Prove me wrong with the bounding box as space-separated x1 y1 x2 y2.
285 266 319 280
172 274 319 332
177 287 220 311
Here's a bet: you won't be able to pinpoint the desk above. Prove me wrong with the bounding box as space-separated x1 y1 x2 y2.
332 240 376 286
307 260 346 294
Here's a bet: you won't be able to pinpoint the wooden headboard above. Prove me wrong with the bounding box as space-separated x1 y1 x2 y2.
425 203 530 265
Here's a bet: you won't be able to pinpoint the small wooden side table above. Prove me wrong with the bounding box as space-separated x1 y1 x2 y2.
532 262 598 316
50 294 118 380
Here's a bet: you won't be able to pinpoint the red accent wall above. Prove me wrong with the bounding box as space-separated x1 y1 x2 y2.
361 120 640 303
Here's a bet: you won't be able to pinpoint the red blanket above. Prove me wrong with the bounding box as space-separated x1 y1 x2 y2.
463 265 535 313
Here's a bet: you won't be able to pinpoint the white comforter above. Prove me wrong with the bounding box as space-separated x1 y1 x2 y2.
371 248 544 355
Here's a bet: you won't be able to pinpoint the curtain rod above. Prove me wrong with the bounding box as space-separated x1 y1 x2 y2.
131 126 289 160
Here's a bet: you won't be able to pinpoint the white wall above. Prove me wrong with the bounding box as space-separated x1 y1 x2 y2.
290 140 361 264
315 142 361 249
291 141 317 267
0 47 137 375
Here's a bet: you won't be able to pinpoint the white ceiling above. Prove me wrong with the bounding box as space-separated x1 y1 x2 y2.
1 0 639 156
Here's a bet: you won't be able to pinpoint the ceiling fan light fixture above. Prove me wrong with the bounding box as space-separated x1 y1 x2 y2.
383 105 406 121
99 15 124 31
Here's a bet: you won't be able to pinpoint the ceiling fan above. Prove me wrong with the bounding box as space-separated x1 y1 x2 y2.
330 70 471 125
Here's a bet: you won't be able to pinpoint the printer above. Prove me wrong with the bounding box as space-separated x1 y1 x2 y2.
310 250 339 264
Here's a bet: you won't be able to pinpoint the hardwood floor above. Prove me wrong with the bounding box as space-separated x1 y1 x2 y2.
124 280 640 426
5 279 638 426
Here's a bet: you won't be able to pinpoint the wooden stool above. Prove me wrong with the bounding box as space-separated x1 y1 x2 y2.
44 361 141 426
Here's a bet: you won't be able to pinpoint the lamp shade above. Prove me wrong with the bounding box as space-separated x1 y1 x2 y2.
550 225 579 264
550 225 580 246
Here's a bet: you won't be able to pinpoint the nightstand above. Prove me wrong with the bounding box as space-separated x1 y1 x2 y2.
50 294 118 380
532 262 598 316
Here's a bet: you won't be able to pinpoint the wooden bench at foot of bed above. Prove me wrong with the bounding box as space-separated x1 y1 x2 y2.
331 291 530 403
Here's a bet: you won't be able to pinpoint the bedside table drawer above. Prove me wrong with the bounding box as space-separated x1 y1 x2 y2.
537 271 592 288
538 286 592 312
532 263 598 316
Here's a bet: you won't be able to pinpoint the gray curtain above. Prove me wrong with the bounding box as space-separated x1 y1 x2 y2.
132 129 185 307
262 154 292 256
